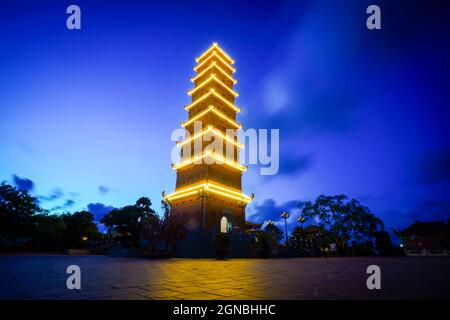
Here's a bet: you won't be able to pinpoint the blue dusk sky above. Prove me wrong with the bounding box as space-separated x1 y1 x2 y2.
1 0 449 235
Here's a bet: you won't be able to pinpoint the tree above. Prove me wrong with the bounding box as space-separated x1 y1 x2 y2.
289 226 331 257
289 226 309 256
160 201 188 253
255 231 272 258
351 240 375 256
141 209 161 251
135 197 153 213
141 200 187 254
264 223 284 243
61 211 102 249
299 195 383 254
374 230 394 255
101 197 156 247
0 182 107 251
213 233 230 259
33 212 66 251
0 182 42 248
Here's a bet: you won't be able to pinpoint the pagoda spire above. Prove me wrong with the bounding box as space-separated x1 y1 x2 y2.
196 42 235 65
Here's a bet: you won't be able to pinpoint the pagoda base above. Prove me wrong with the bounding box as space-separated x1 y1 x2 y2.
173 230 258 258
169 196 254 257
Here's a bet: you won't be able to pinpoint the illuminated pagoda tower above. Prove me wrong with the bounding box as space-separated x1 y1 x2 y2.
164 43 253 256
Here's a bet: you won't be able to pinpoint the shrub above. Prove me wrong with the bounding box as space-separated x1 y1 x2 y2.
213 233 230 259
256 231 271 258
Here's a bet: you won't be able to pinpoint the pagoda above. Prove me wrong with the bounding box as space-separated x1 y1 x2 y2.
164 43 252 256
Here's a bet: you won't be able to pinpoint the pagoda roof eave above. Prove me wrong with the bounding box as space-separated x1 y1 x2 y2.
196 42 235 65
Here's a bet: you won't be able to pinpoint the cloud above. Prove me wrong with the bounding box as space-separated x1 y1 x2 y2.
278 153 313 176
51 199 75 211
249 198 299 223
39 187 64 201
12 175 34 191
64 199 75 207
98 185 109 195
389 198 450 231
248 1 359 141
87 203 115 222
414 148 450 184
19 142 33 154
68 192 81 197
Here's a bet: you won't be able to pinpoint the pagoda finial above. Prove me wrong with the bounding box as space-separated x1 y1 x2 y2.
196 42 235 65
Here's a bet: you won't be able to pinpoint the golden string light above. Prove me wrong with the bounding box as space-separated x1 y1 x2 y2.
188 74 238 97
182 105 242 129
191 62 237 85
177 125 243 148
172 150 246 172
167 43 252 207
194 51 236 73
185 89 240 113
196 42 235 65
165 180 251 203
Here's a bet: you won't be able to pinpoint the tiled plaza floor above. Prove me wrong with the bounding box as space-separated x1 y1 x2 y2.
0 255 449 300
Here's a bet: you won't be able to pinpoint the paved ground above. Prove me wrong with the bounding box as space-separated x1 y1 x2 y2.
0 255 449 300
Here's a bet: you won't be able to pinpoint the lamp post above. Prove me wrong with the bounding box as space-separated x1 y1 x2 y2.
297 215 307 254
281 212 290 247
297 216 305 228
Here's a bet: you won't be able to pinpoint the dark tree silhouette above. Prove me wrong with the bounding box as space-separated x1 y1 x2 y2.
264 223 284 243
101 197 156 247
374 230 394 255
61 211 102 249
299 195 384 254
142 200 188 254
33 213 65 251
289 226 309 255
0 182 42 248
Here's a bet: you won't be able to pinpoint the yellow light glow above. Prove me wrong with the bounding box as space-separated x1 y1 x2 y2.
207 187 251 203
168 182 203 196
172 181 206 194
210 106 242 128
211 63 237 84
194 52 236 73
208 152 246 171
185 89 240 113
172 151 246 172
191 62 237 85
182 105 242 129
207 181 249 198
177 125 243 148
211 90 240 112
165 189 199 201
196 43 235 65
166 43 253 207
185 91 212 111
182 107 212 126
188 74 238 97
164 180 251 203
172 152 206 170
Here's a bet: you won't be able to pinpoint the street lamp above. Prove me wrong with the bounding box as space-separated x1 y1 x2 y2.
281 212 290 247
297 216 306 228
